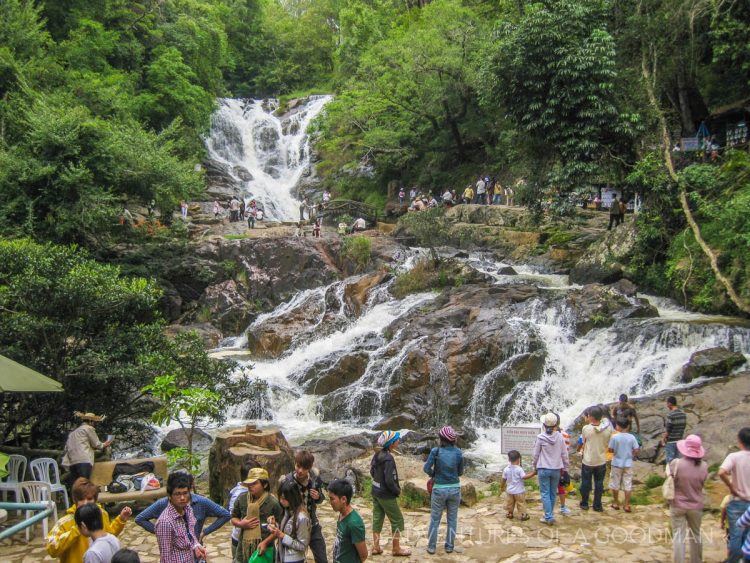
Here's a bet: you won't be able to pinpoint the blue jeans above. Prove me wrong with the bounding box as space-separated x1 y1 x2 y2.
580 464 606 510
427 487 461 552
537 469 560 521
665 442 680 464
727 499 750 562
492 194 502 205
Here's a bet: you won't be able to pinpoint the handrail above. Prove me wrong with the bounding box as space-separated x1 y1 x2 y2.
0 502 54 540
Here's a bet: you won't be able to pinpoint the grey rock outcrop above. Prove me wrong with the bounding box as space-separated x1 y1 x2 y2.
681 346 747 383
161 428 213 453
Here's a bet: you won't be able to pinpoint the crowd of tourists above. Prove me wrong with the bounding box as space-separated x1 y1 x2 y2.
401 176 524 213
41 401 750 563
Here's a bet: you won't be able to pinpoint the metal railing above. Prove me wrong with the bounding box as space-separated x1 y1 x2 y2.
0 502 55 541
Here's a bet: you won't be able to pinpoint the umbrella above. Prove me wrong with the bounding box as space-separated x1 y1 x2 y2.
0 354 63 393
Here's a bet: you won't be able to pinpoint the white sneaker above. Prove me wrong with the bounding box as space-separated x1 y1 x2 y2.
560 506 572 515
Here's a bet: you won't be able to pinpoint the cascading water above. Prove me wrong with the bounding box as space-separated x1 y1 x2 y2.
215 250 750 471
204 95 332 221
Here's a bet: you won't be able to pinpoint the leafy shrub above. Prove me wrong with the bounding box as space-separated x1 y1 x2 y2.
340 235 372 271
644 474 666 489
392 258 467 298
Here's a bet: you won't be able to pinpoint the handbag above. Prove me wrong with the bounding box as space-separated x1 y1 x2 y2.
662 460 679 500
427 448 440 495
248 546 274 563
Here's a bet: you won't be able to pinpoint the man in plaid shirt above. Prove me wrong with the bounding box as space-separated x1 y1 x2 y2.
155 472 207 563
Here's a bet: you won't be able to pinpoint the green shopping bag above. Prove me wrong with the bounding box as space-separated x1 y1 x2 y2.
0 452 9 479
248 545 274 563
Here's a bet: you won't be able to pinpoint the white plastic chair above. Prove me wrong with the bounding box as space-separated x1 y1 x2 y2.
29 457 69 508
20 480 56 541
0 454 27 512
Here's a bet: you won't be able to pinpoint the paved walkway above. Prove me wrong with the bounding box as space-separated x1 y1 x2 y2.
1 486 728 562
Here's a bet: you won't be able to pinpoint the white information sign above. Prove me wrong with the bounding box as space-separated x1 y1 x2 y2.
500 426 539 455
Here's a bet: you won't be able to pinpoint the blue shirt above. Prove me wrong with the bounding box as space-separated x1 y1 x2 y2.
608 432 640 468
423 445 464 486
135 493 230 537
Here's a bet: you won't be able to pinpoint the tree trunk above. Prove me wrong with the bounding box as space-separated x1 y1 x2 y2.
443 100 464 158
516 0 525 16
676 63 695 136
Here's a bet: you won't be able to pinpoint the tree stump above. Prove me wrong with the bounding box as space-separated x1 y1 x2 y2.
208 425 295 505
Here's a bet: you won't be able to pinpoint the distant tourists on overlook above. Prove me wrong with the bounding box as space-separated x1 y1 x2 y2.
462 185 474 204
492 179 503 205
423 426 464 555
474 177 487 204
607 197 621 230
442 189 454 207
180 200 188 220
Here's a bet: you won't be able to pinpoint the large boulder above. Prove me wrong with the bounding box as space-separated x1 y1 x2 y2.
297 433 375 485
610 371 750 465
208 425 295 505
569 222 638 284
565 284 658 336
681 346 746 383
161 428 213 453
196 279 253 334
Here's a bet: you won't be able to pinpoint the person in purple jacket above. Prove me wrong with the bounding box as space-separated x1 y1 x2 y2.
532 412 570 525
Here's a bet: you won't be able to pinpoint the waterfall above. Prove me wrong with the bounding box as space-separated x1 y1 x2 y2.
204 95 332 221
214 251 750 469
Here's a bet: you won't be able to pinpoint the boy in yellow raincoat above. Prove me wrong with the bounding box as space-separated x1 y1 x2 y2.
46 477 131 563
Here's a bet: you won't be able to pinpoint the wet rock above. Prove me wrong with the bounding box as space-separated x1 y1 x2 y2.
566 284 657 336
232 165 254 182
460 483 478 507
401 481 431 507
298 352 370 395
569 222 637 284
497 266 518 275
344 272 391 316
681 346 746 383
208 425 295 506
608 371 750 465
609 278 638 297
165 322 222 348
196 279 253 334
297 433 374 484
161 428 213 453
373 413 419 430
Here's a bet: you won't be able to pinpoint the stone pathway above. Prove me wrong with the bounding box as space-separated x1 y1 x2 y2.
2 488 728 562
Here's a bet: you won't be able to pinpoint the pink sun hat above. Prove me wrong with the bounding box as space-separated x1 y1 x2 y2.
676 434 705 459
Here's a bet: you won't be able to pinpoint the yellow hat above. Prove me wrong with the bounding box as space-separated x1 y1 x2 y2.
243 467 269 484
75 411 106 422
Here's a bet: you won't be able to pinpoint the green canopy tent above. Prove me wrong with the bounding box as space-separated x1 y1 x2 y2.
0 354 63 393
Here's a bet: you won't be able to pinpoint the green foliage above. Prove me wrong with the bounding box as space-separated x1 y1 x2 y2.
481 0 638 192
166 446 203 474
392 258 466 299
396 207 451 248
340 235 372 271
644 474 666 489
488 482 502 496
0 238 163 449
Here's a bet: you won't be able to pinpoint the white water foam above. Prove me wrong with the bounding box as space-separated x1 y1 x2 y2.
204 96 332 221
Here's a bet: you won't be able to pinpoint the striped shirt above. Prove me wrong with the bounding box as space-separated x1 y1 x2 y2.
155 502 200 563
737 505 750 556
136 494 230 537
665 409 687 442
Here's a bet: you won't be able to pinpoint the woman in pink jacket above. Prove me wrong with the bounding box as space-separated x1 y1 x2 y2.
532 412 570 525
